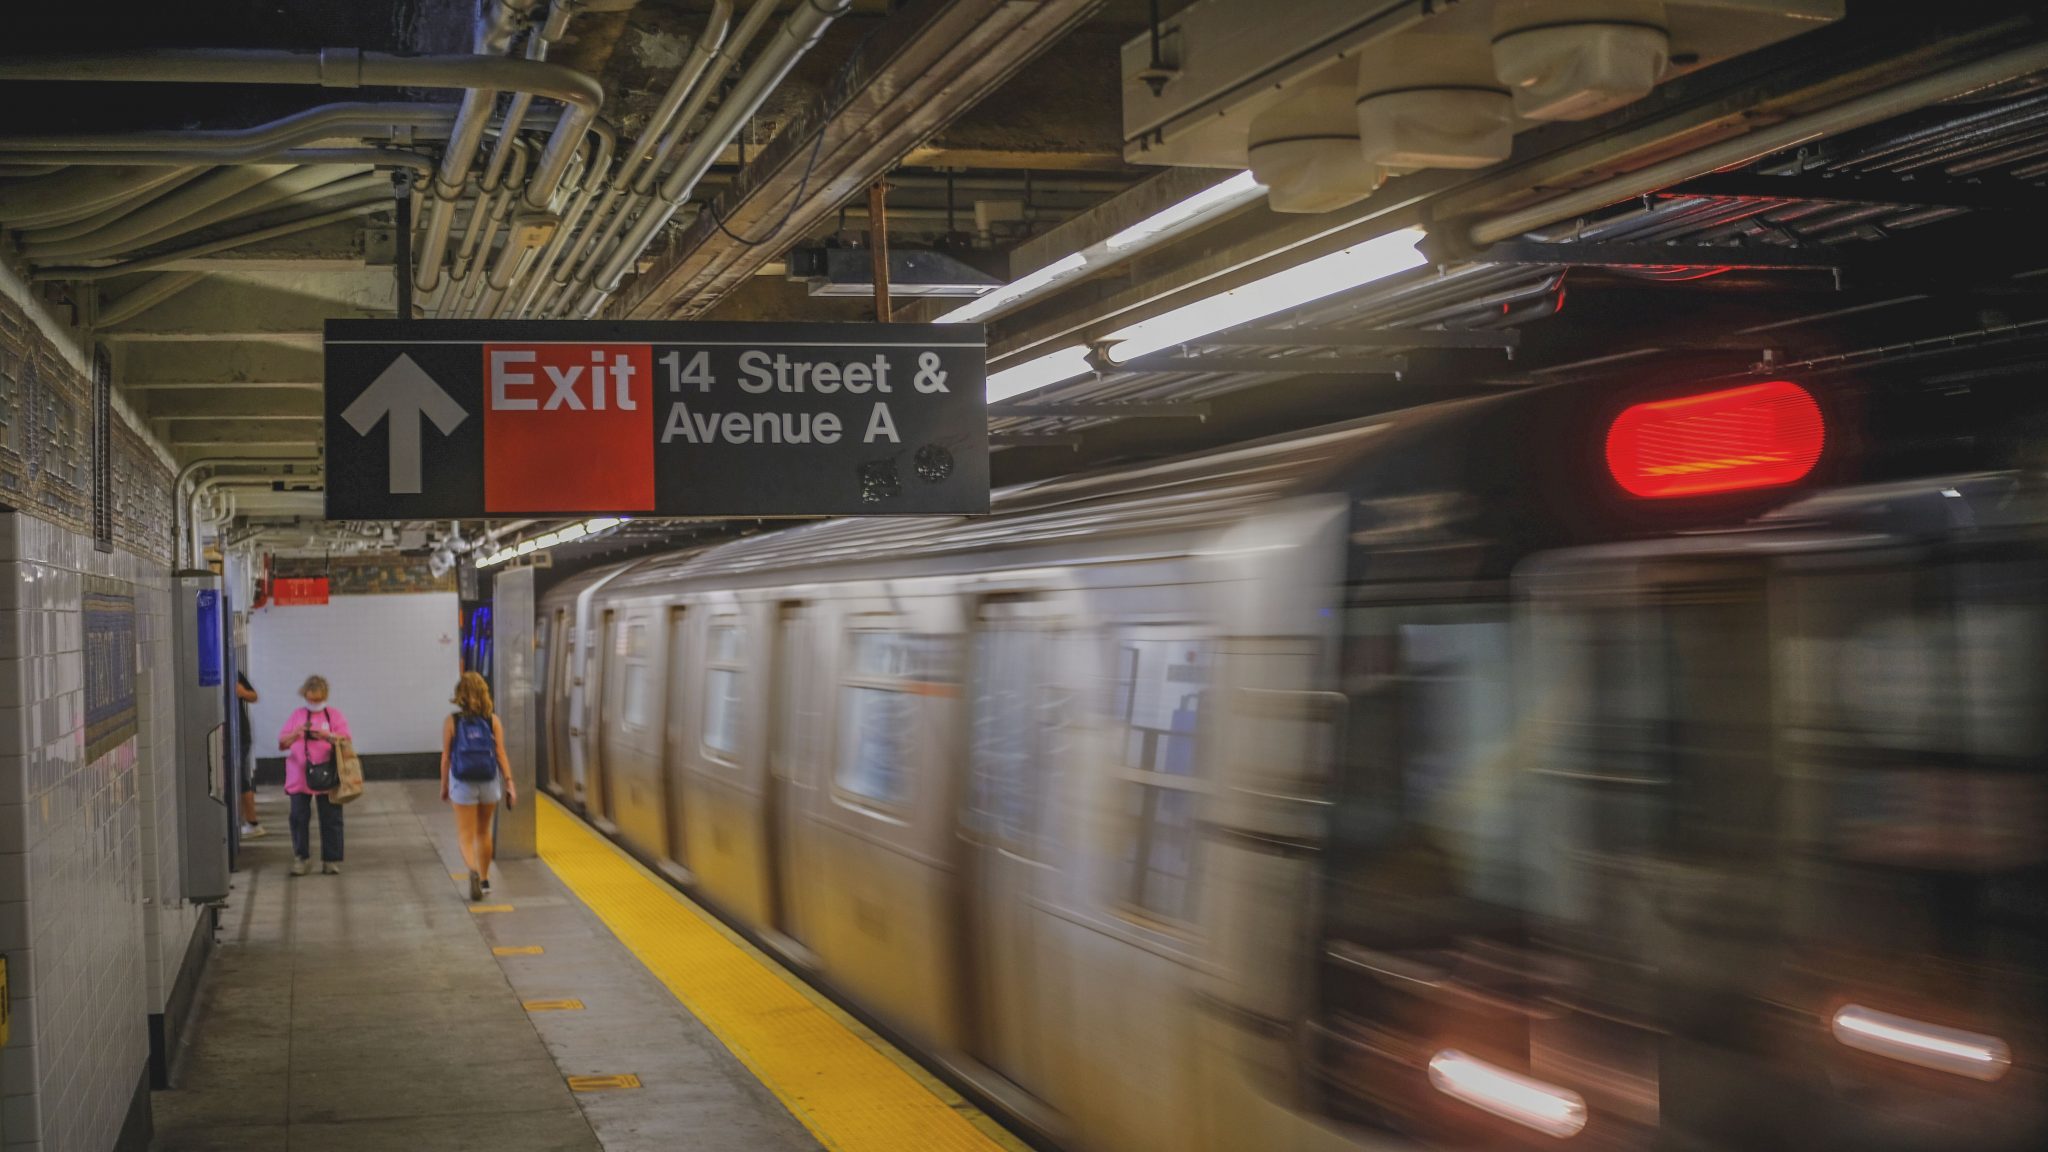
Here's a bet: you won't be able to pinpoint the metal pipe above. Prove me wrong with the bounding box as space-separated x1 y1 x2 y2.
579 0 850 316
34 197 388 281
421 0 533 294
0 165 193 229
560 0 758 308
0 102 456 160
28 166 374 262
451 139 531 287
1467 39 2048 247
508 124 615 316
176 457 319 568
16 169 214 245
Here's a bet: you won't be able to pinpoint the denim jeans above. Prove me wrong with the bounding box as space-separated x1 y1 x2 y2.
289 791 344 862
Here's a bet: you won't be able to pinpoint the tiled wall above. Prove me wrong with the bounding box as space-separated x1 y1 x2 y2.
248 593 465 756
0 516 186 1152
0 264 185 1151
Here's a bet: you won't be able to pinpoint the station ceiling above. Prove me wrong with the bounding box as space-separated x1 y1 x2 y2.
0 0 2045 562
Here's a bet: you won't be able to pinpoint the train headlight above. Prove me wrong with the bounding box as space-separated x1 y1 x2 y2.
1428 1049 1588 1138
1831 1005 2011 1082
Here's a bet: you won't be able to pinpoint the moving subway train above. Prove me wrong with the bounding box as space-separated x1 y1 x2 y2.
533 375 2046 1152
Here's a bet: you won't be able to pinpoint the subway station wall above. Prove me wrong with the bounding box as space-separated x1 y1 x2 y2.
0 275 184 1151
248 594 464 756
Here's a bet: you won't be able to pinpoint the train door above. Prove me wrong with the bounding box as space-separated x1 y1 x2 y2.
660 605 691 875
590 608 620 829
766 601 811 943
546 607 570 796
959 596 1056 1098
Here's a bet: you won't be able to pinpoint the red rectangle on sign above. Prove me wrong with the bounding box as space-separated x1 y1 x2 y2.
271 578 329 606
483 343 656 513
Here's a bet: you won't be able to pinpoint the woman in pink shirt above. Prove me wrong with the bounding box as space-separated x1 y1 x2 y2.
278 674 352 876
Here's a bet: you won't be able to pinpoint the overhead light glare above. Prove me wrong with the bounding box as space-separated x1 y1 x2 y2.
939 253 1088 324
1428 1050 1587 1139
1101 226 1428 365
1832 1005 2011 1081
987 346 1094 403
1105 171 1265 252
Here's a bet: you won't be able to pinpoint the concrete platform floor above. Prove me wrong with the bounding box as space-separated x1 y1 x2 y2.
149 783 822 1152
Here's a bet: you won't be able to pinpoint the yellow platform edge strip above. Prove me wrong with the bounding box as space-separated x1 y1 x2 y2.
537 796 1016 1152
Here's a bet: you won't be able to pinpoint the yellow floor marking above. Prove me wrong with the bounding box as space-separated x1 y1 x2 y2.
469 904 515 914
539 797 1018 1152
493 945 545 956
568 1073 641 1092
452 871 468 880
523 998 586 1012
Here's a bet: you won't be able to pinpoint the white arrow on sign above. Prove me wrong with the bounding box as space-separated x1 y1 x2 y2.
340 354 469 494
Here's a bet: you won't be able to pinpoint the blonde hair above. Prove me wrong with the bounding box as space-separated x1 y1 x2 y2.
453 670 494 717
300 674 329 698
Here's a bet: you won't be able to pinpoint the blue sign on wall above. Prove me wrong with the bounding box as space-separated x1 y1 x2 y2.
196 589 222 687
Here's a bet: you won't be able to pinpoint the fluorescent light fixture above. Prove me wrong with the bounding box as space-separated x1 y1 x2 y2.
473 516 629 569
1832 1005 2011 1081
1105 171 1265 252
516 540 538 554
1428 1050 1587 1139
1101 226 1429 365
939 253 1087 324
987 345 1094 403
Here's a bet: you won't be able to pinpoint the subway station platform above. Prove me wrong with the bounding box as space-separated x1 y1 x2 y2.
149 783 1022 1152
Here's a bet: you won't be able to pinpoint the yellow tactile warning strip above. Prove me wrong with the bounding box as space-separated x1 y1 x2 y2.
568 1073 642 1092
493 945 545 956
537 796 1020 1152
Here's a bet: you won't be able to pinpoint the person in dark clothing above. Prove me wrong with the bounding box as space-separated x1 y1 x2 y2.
236 671 266 838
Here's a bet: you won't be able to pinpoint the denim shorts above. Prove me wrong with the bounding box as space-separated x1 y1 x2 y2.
449 773 504 806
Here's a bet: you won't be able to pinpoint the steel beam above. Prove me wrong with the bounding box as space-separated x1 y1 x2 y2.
990 401 1212 419
1198 327 1519 349
1659 172 2037 211
616 0 1104 320
1116 353 1409 376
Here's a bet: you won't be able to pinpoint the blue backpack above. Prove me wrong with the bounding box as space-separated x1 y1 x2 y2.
451 714 498 783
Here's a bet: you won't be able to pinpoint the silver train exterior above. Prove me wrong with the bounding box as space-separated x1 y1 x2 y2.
533 384 2044 1152
536 387 1647 1152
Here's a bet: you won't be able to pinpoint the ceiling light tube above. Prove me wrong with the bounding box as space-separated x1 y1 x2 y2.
1104 170 1265 252
1100 226 1429 365
987 345 1095 403
939 253 1087 324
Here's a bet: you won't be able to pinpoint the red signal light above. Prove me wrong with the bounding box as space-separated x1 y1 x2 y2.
1606 380 1824 498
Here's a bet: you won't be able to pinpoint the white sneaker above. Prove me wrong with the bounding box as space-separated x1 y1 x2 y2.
290 858 309 877
241 823 268 839
321 862 342 875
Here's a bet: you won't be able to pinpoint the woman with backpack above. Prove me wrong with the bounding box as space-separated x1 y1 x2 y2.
443 670 518 901
279 674 351 876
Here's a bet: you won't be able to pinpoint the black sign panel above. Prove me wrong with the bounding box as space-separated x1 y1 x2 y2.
324 319 988 520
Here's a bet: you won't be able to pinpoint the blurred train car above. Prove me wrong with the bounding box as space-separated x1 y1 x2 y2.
533 374 2044 1152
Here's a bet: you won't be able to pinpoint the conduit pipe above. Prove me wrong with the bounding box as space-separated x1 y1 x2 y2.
418 0 535 293
451 139 531 287
0 102 457 162
506 122 616 316
577 0 850 317
22 165 292 259
15 169 213 246
550 0 741 311
0 49 603 293
34 196 388 280
29 167 379 263
0 165 193 229
175 457 319 569
1464 39 2048 247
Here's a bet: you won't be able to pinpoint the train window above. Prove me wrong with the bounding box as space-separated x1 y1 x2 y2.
967 619 1055 848
837 631 959 808
704 621 745 758
1108 629 1211 924
621 621 653 729
1325 605 1521 943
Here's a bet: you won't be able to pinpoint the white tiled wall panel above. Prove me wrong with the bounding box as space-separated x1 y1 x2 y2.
0 513 191 1152
248 594 463 755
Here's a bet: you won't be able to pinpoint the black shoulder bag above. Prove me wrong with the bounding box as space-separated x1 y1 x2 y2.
303 709 341 792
